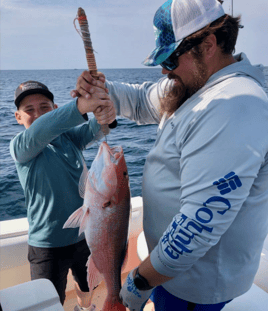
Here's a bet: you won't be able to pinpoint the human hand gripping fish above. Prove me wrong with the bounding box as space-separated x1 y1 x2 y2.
63 142 131 311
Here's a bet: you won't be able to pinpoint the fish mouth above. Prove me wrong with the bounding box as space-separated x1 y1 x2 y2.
102 142 123 164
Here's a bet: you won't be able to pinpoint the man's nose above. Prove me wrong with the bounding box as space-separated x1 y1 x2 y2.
34 109 42 118
162 67 170 75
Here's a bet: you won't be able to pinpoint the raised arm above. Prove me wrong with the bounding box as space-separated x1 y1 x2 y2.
72 70 173 125
11 88 114 164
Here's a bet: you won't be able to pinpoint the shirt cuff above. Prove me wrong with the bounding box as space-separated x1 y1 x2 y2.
150 246 179 278
89 116 102 135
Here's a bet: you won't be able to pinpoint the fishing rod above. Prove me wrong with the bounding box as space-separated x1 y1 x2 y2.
75 7 117 135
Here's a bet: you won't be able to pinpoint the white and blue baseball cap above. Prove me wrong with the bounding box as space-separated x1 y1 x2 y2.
143 0 225 66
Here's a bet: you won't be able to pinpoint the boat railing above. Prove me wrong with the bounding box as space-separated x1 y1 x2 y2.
0 196 144 294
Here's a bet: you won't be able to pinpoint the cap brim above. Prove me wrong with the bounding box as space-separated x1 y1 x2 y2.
142 40 182 67
15 89 54 107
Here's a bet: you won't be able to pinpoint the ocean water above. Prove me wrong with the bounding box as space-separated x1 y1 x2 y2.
0 67 268 221
0 68 163 221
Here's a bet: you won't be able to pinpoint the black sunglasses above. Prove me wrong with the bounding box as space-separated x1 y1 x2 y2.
160 43 197 71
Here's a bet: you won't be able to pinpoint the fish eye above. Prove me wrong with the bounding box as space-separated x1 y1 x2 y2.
123 172 128 176
102 201 111 208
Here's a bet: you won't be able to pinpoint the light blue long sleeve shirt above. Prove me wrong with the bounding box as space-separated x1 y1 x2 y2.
10 100 103 247
106 54 268 303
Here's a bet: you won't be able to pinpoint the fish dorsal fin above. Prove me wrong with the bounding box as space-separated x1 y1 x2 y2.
79 159 89 199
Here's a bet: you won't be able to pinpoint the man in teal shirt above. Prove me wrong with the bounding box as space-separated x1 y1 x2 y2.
10 79 114 310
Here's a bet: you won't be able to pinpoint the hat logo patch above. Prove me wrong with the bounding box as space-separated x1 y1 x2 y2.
21 83 43 91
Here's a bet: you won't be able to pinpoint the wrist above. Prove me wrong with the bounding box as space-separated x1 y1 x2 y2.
77 97 88 115
133 267 154 291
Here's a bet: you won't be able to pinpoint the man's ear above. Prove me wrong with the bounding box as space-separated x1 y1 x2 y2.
15 111 23 125
202 34 217 59
54 103 58 109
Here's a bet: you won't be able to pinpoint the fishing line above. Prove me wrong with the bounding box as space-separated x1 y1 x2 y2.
73 15 99 77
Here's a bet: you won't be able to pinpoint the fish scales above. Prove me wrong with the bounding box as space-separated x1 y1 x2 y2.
63 142 131 311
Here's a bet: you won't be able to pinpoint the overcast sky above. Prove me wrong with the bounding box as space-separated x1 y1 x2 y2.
1 0 268 70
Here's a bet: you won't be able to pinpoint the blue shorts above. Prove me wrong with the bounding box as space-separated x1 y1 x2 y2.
150 286 232 311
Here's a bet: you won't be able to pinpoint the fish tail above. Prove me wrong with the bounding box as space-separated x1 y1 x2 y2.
87 255 104 292
102 300 126 311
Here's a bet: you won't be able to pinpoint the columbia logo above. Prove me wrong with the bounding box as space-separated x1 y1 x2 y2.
213 171 242 195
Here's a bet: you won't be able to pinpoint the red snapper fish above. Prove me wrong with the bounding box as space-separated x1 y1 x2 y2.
63 141 131 311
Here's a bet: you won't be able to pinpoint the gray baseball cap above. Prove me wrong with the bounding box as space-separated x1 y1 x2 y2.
15 80 54 108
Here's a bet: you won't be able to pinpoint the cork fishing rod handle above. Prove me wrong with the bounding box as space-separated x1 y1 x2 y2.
77 7 117 131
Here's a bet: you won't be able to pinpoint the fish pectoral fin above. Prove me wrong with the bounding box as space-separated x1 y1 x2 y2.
87 255 104 291
63 206 86 230
78 208 90 236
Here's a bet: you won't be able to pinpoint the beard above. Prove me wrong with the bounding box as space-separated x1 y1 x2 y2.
160 55 208 118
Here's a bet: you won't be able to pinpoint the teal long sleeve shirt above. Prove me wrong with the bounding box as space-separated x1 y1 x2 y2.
10 100 103 247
